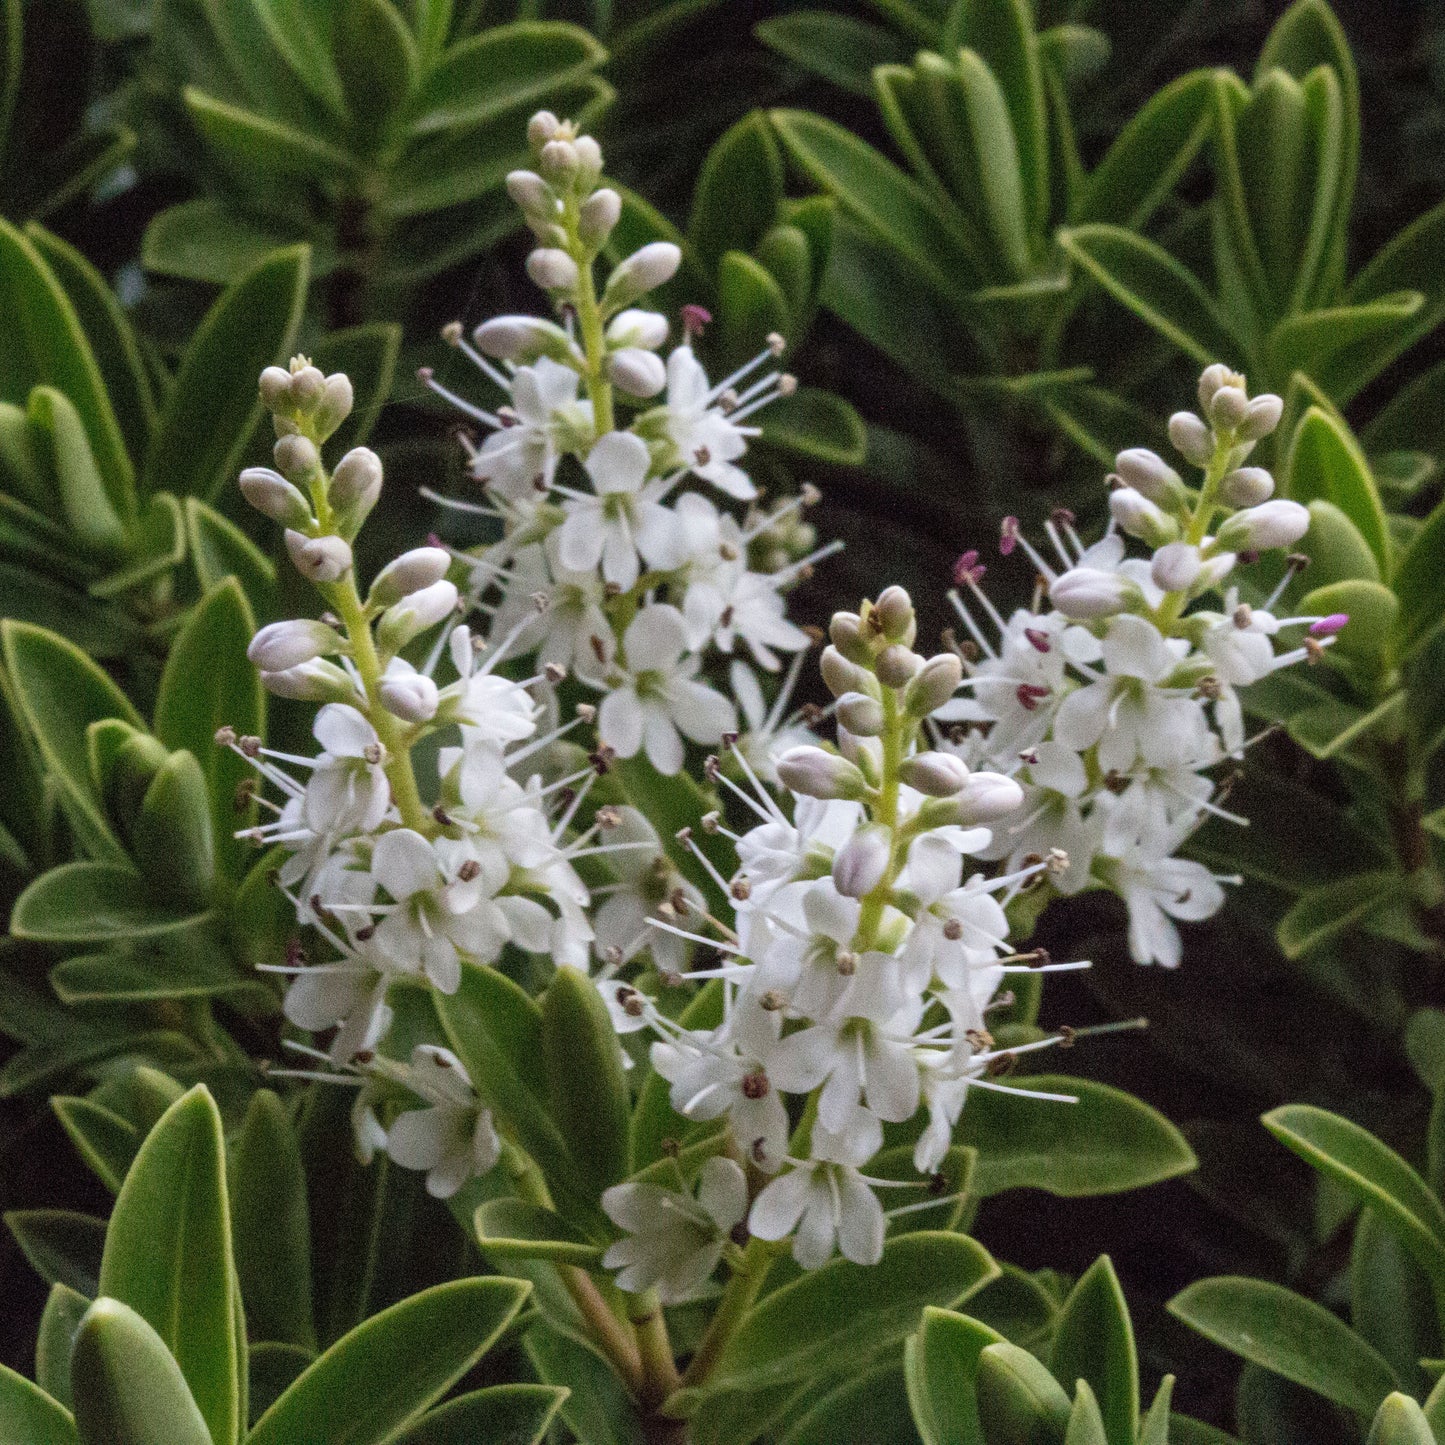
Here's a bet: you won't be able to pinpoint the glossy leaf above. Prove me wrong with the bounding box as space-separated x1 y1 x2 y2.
689 112 783 271
1049 1257 1137 1444
1277 872 1395 958
956 1075 1196 1197
1368 1394 1436 1445
1298 578 1398 669
1284 406 1391 571
12 863 208 942
525 1321 647 1445
37 1284 88 1412
755 11 907 97
905 1306 1005 1445
475 1197 603 1267
1064 1383 1108 1445
1392 495 1445 658
0 1362 76 1445
99 1086 240 1445
391 1384 568 1445
26 387 124 558
760 387 867 465
1300 498 1380 588
183 498 277 618
1169 1276 1397 1415
778 1361 915 1445
1351 1206 1439 1393
142 201 306 287
975 1340 1071 1445
183 89 358 182
248 1278 530 1445
5 1209 106 1297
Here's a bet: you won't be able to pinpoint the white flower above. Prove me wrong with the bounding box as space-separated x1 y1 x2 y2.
601 1157 747 1301
304 705 390 835
748 1124 885 1269
597 605 736 775
283 954 392 1065
660 346 757 499
385 1045 501 1198
693 564 808 670
898 835 1010 990
554 430 684 590
468 357 588 499
438 626 539 744
1105 829 1225 967
368 829 471 993
592 807 703 972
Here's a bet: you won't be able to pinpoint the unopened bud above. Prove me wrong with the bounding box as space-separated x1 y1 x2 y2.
274 433 320 483
1208 386 1250 429
239 467 311 527
898 752 970 797
775 746 867 801
247 618 343 671
1108 487 1177 546
1238 393 1283 441
473 315 577 364
526 248 580 292
313 373 353 441
836 692 885 736
380 671 440 722
579 187 622 246
1219 466 1274 507
260 658 355 702
329 447 383 529
285 530 352 583
506 169 553 217
828 611 871 665
377 580 458 652
820 645 872 698
602 242 682 309
369 546 451 607
875 645 922 689
573 135 603 185
1195 551 1238 591
873 585 915 642
1114 448 1183 504
288 365 326 409
832 825 891 898
1150 541 1202 594
1049 567 1133 619
905 653 963 716
258 366 292 408
1216 499 1310 551
528 111 561 150
1168 411 1214 466
538 138 579 184
607 348 667 398
605 308 668 350
942 771 1023 825
1197 363 1240 409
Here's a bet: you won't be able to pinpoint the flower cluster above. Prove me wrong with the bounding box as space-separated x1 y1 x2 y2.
232 356 612 1197
596 586 1089 1280
941 365 1344 966
419 111 833 776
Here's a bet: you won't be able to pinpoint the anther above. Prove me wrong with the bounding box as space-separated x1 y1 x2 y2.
457 860 481 882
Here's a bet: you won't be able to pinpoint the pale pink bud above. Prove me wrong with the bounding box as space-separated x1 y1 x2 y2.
506 169 553 216
1219 466 1274 507
288 365 326 409
836 692 885 736
260 658 355 702
377 580 459 652
1216 499 1310 551
369 546 451 607
905 654 963 717
1168 411 1213 466
606 348 667 397
526 248 580 292
1114 448 1182 503
528 111 561 150
875 645 922 689
472 316 577 364
605 308 669 350
1108 487 1176 546
380 671 440 722
579 187 621 245
948 771 1023 825
247 618 342 671
602 242 682 309
239 467 311 526
1208 386 1250 429
284 530 352 583
832 825 892 898
1196 363 1238 409
775 746 866 801
820 645 871 698
1049 567 1132 619
258 366 292 409
898 752 970 797
1239 394 1283 441
1150 542 1202 594
313 373 353 440
273 433 320 482
874 585 915 641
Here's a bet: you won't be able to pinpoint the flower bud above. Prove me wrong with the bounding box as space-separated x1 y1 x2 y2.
898 751 970 797
829 611 871 665
239 467 312 527
330 446 383 520
836 692 885 736
573 135 603 185
528 111 561 150
1150 541 1202 594
775 745 867 801
606 348 667 398
259 366 292 409
506 169 553 217
579 187 621 246
905 654 962 717
247 618 343 671
820 645 871 698
260 658 355 702
285 530 353 583
473 316 578 365
1216 499 1310 551
1108 487 1177 547
1208 386 1250 429
1049 567 1133 619
832 825 892 898
1168 411 1214 466
950 771 1024 824
1114 448 1183 503
526 248 580 292
873 585 915 642
288 365 326 410
875 644 922 689
274 433 320 483
380 671 440 723
1219 466 1274 507
377 580 459 652
1196 363 1240 410
1238 393 1283 441
602 242 682 309
313 373 353 440
538 138 579 184
369 546 452 607
605 308 668 350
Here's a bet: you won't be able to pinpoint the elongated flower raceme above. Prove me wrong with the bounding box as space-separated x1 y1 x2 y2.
940 364 1343 967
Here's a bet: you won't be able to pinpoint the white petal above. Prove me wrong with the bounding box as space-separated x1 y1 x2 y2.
372 828 439 899
696 1157 748 1231
834 1170 885 1265
623 604 689 670
670 680 736 745
747 1167 811 1241
642 708 685 776
598 688 645 758
387 1106 449 1170
314 703 377 757
586 429 651 494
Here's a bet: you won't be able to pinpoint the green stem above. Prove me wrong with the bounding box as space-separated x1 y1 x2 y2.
855 688 908 951
566 197 616 437
679 1238 776 1389
1153 428 1236 638
631 1290 683 1406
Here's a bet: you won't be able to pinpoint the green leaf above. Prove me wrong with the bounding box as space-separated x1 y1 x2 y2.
89 492 185 599
754 11 907 97
50 946 251 1006
248 1278 530 1445
955 1075 1196 1197
142 201 308 288
1347 199 1445 391
760 388 866 465
1300 498 1380 588
332 0 418 151
143 245 309 503
5 1209 106 1296
0 219 133 521
1352 1206 1438 1394
1049 1257 1137 1444
1298 578 1398 670
1075 69 1213 230
702 1232 997 1397
405 22 605 135
37 1283 88 1412
12 863 209 942
1168 1276 1398 1416
540 965 630 1201
949 49 1032 278
231 1090 315 1350
1284 406 1391 574
183 89 359 182
53 1097 139 1193
1391 495 1445 659
26 387 125 558
905 1306 1004 1445
1277 872 1396 958
1263 1105 1445 1293
25 224 156 463
0 1362 76 1445
474 1197 603 1267
132 750 216 908
70 1298 213 1445
975 1340 1071 1445
154 577 263 882
717 250 792 368
525 1321 647 1445
183 498 277 619
247 1342 314 1424
1266 294 1424 402
1287 691 1403 761
390 1385 569 1445
1064 1383 1108 1445
1057 224 1239 366
689 112 783 271
99 1086 241 1445
612 754 729 914
1141 1378 1175 1445
1368 1394 1436 1445
777 1361 916 1445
